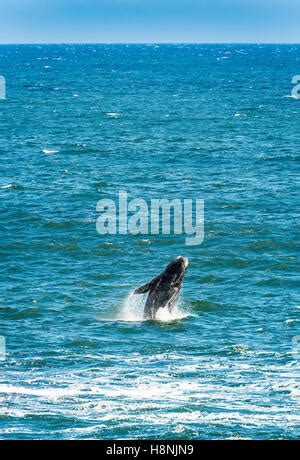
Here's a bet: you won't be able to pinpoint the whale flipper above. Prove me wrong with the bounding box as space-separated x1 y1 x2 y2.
134 274 162 294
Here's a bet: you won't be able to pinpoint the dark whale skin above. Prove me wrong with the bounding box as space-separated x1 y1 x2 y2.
134 256 188 320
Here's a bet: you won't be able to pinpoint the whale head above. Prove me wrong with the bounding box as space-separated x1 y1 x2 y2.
162 255 188 284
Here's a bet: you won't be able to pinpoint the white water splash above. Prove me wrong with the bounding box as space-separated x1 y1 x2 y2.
117 291 192 322
118 292 146 321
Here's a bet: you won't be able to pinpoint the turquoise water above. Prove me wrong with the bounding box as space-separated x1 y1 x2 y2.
0 44 299 439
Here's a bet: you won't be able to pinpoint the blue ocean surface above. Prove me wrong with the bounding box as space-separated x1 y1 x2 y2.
0 44 299 439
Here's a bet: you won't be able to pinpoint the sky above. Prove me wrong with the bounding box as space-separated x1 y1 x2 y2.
0 0 299 44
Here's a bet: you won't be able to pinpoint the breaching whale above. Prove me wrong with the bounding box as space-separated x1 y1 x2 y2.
134 256 188 319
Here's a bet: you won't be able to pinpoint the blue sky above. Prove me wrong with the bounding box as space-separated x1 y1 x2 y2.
0 0 299 44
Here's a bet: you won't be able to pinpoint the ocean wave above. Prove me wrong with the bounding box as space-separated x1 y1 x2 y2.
42 149 59 155
0 184 22 190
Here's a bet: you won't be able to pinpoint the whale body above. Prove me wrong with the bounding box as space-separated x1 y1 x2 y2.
134 256 188 319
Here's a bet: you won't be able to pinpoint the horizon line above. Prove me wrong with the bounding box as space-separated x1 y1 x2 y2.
0 41 300 46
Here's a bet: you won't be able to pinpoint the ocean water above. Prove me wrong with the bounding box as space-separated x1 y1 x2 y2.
0 44 299 440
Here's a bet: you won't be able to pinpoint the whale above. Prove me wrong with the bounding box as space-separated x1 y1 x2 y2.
134 256 189 319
